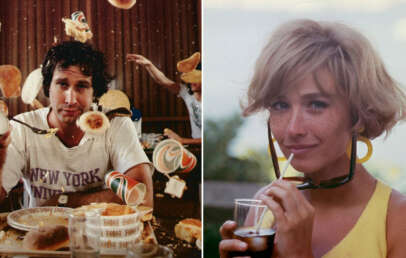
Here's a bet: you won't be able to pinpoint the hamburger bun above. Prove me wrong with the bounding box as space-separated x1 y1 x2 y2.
0 65 21 98
177 52 200 73
23 225 69 251
174 218 201 243
108 0 137 9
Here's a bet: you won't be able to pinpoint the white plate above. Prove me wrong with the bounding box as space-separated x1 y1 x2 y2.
7 207 72 231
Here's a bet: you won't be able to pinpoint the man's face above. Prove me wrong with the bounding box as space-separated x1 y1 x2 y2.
49 65 93 125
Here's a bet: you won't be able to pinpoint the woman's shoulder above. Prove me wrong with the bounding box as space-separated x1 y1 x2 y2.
386 188 406 256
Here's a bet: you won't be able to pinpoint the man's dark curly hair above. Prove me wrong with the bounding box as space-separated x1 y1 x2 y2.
41 41 111 98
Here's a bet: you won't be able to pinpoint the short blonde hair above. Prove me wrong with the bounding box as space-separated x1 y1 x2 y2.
243 19 406 139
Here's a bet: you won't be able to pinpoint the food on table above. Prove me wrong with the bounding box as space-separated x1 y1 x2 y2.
77 111 110 135
0 65 21 98
142 222 158 245
105 171 146 206
108 0 137 9
0 100 8 116
177 52 200 73
164 175 187 198
102 204 135 216
62 11 93 43
21 68 43 107
138 205 153 222
22 225 69 251
98 89 132 117
174 218 201 244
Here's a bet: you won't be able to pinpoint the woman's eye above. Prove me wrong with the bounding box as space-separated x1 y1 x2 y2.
270 101 289 111
309 100 328 110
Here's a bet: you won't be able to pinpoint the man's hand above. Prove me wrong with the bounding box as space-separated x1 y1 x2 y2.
126 53 179 93
126 53 152 67
163 128 183 142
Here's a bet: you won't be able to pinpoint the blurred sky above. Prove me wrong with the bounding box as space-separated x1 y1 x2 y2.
203 0 406 178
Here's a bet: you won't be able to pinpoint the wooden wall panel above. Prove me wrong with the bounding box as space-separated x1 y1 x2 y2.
0 0 201 138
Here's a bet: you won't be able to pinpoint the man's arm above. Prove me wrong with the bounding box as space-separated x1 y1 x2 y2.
126 53 180 94
42 163 153 208
163 128 201 145
0 130 12 203
124 163 153 207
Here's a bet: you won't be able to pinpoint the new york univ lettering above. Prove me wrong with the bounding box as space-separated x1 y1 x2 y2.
25 167 103 200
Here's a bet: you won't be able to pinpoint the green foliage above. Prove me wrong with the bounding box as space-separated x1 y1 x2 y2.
204 207 233 258
204 114 274 182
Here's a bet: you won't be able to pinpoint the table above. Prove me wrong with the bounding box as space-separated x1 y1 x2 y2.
0 145 202 257
0 177 201 258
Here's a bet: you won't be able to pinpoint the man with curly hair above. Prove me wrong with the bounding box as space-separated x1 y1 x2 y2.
0 41 153 208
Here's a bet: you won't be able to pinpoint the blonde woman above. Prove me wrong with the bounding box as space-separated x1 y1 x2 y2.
219 19 406 258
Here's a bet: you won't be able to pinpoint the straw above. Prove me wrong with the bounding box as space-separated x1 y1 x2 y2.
280 153 294 179
255 207 267 233
256 153 294 233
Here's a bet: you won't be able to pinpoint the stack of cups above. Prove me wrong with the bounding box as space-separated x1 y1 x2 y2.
102 172 146 250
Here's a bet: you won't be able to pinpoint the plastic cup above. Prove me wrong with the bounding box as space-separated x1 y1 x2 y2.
231 199 275 258
105 171 146 205
69 210 101 258
126 243 173 258
152 139 197 174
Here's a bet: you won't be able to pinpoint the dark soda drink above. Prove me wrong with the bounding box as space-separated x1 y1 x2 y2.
229 228 275 258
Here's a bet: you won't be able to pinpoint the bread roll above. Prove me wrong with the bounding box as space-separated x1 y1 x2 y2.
108 0 137 9
177 52 200 73
0 65 21 98
174 218 201 243
23 225 69 251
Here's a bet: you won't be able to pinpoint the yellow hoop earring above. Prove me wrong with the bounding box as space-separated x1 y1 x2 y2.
346 136 373 163
268 138 287 161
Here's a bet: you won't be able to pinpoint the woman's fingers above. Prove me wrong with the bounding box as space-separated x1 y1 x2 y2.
219 239 248 258
219 221 248 258
220 220 237 239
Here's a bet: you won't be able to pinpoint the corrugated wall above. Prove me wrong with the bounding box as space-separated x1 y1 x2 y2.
0 0 201 137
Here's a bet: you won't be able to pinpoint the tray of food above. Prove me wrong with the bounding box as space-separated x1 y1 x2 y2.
7 207 72 231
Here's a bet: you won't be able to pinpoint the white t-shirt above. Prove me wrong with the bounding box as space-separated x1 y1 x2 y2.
178 84 201 139
2 107 152 207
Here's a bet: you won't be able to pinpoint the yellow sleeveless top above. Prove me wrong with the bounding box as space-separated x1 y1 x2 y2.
323 180 391 258
260 181 391 258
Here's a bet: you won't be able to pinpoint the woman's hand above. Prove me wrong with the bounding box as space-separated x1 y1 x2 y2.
219 220 248 258
258 180 315 258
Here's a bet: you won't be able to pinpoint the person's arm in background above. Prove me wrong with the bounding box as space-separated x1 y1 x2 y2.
164 128 201 145
127 53 180 94
0 130 12 202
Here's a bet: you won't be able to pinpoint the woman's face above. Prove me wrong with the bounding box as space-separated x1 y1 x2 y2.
269 69 353 176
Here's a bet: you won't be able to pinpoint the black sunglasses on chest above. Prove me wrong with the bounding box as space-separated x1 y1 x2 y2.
267 122 357 190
